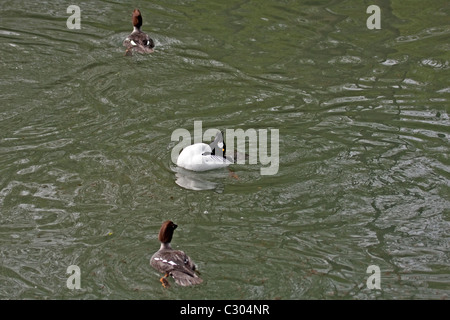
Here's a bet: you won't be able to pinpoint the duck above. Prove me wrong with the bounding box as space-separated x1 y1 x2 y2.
123 9 155 56
177 131 233 172
150 220 203 288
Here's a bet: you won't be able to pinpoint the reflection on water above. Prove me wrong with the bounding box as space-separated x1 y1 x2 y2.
173 166 224 192
0 0 449 300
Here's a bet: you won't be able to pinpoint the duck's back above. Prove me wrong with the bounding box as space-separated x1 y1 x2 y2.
127 30 154 47
123 30 154 52
150 249 203 286
177 143 232 171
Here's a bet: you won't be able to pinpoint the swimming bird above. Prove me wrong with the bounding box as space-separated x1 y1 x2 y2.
150 221 203 288
123 9 155 56
176 131 233 172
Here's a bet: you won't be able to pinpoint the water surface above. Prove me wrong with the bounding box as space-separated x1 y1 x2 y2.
0 0 449 299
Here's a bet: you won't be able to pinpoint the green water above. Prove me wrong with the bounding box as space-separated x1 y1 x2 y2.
0 0 449 299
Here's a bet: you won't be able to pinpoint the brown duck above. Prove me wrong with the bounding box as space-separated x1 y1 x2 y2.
150 221 203 288
123 9 155 56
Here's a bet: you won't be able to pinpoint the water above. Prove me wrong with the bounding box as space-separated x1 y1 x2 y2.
0 0 449 300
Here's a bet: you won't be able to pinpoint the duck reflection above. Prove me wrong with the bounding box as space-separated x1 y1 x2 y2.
173 167 228 192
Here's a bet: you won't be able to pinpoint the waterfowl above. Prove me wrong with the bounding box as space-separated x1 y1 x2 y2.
177 131 233 172
150 221 203 288
123 9 155 56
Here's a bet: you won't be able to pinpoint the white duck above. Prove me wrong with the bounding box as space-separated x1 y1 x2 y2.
176 131 233 172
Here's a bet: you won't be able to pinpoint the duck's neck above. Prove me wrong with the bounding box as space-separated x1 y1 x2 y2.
160 242 172 250
133 26 141 33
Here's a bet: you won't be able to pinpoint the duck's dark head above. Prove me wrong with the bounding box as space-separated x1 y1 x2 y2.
210 131 226 158
132 9 143 29
158 220 178 244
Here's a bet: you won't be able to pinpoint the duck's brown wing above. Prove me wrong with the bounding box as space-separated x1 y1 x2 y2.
150 250 202 286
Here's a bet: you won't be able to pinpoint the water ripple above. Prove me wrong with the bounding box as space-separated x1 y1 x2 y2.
0 0 449 300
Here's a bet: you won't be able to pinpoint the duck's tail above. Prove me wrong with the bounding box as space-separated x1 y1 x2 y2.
171 271 203 286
